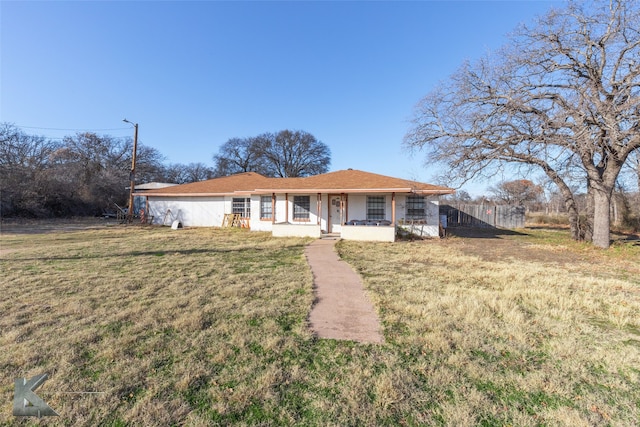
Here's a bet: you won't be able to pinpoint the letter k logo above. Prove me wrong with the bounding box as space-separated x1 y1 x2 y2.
13 374 59 417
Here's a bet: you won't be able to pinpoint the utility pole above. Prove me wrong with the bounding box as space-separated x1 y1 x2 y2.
123 119 138 224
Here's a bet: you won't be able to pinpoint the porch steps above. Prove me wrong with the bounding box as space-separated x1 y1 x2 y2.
320 233 341 240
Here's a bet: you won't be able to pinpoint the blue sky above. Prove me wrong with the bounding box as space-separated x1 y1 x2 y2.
1 0 560 195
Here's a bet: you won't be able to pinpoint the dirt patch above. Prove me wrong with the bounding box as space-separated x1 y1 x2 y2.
444 227 574 264
443 226 640 279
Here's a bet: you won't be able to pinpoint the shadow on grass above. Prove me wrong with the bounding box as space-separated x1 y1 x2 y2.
446 227 529 239
612 232 640 246
448 226 640 246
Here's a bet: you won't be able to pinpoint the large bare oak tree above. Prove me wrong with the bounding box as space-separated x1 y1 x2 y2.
404 0 640 248
213 130 330 178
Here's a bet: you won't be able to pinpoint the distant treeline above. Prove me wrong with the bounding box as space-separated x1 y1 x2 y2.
0 123 215 217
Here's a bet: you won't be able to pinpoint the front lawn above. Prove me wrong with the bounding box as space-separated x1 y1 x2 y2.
1 226 638 426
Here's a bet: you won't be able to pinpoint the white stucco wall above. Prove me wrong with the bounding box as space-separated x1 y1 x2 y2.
250 194 274 232
250 194 321 230
274 195 287 224
146 192 443 239
396 195 440 225
346 194 395 222
347 194 367 221
341 225 396 242
147 196 225 227
280 194 319 225
398 224 440 238
272 223 321 238
397 195 441 237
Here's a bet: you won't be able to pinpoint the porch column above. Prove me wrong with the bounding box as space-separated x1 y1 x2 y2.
317 193 321 226
271 193 276 224
344 194 348 223
340 193 345 225
285 193 289 223
392 192 396 224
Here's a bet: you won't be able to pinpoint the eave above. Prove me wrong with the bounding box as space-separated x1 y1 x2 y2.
136 188 455 197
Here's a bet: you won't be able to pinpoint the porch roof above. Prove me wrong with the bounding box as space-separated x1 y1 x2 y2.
253 169 454 194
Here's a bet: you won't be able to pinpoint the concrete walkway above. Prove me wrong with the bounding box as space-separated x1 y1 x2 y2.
305 238 384 344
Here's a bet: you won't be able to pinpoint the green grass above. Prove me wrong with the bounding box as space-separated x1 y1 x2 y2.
1 225 639 426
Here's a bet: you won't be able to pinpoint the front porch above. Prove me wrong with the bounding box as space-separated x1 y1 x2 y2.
340 224 396 242
263 190 443 242
270 221 396 241
272 222 322 238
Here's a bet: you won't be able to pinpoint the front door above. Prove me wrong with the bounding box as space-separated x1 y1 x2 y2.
328 195 342 233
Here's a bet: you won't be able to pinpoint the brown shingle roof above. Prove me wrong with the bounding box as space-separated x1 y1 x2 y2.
139 170 454 196
137 172 271 196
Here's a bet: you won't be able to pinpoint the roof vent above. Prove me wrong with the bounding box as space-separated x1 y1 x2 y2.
348 168 353 170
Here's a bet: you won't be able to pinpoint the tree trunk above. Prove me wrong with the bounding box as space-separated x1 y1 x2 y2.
592 188 612 248
540 164 580 240
564 193 580 241
583 186 594 242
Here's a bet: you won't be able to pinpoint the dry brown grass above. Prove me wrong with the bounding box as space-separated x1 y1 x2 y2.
1 226 315 426
338 229 640 426
1 224 638 426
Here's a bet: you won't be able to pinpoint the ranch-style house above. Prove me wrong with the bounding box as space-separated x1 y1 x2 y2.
137 169 454 242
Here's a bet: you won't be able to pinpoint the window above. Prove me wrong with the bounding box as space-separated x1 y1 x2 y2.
232 198 250 218
293 196 310 221
366 196 385 220
406 195 426 220
260 195 273 220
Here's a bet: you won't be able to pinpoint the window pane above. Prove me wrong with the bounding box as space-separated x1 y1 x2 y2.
260 195 272 219
293 196 310 220
367 196 385 220
406 196 426 220
232 198 250 218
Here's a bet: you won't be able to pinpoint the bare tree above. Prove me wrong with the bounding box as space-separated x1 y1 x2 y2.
490 179 544 207
134 144 166 184
405 0 640 248
213 137 268 177
1 124 167 217
213 130 331 178
622 150 640 193
444 189 473 204
183 162 215 183
259 130 331 177
0 124 61 216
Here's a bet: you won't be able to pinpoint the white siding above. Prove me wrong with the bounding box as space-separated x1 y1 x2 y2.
397 195 441 237
274 195 287 223
283 194 319 225
341 225 395 242
396 195 440 225
146 192 443 239
148 196 224 227
250 194 273 232
347 194 394 222
272 223 321 238
347 194 367 221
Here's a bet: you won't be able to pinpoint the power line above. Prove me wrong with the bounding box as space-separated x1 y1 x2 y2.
10 124 134 141
17 125 131 132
